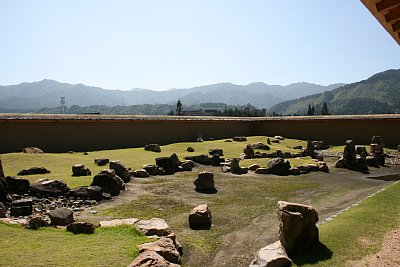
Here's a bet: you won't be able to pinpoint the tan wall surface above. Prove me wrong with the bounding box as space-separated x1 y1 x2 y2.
1 115 400 153
0 119 253 153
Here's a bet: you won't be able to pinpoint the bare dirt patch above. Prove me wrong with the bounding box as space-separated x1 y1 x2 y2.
347 228 400 267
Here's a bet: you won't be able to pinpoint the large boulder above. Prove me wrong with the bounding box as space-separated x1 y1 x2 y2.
278 201 319 255
233 136 247 142
267 158 291 176
144 144 161 153
170 153 182 172
72 164 91 176
135 218 172 236
301 141 315 157
109 160 131 183
181 160 194 171
90 169 125 196
49 207 74 226
138 237 182 264
27 216 48 230
209 148 224 156
184 155 211 165
10 198 33 217
189 204 212 230
18 167 50 176
250 142 270 150
6 176 30 194
30 179 70 197
142 165 164 176
243 145 255 159
249 241 292 267
67 222 96 234
68 186 103 201
127 251 181 267
156 157 175 175
343 140 357 168
230 158 248 175
194 172 216 193
22 147 44 154
370 136 384 154
131 169 150 178
94 158 109 166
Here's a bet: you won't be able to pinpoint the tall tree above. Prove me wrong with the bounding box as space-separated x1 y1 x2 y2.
176 99 183 115
307 104 313 116
321 102 330 115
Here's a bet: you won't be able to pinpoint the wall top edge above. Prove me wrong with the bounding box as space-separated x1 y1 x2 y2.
1 113 400 122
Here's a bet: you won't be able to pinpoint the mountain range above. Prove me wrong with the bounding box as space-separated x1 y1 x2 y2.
269 69 400 115
0 80 344 111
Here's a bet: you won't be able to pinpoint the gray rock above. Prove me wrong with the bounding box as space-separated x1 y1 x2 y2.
132 169 150 178
233 136 247 142
142 164 165 176
67 222 96 234
278 201 319 255
144 144 161 153
68 186 103 201
72 164 91 176
94 158 109 166
49 207 74 226
109 160 131 183
249 241 292 267
194 172 216 193
230 158 248 175
6 176 30 194
22 147 44 154
135 218 172 236
255 168 270 174
187 147 195 152
209 148 224 156
267 158 291 176
10 198 33 217
248 164 261 171
90 169 125 196
138 237 182 264
181 160 194 171
0 202 6 218
18 167 50 176
189 204 212 230
127 250 181 267
30 179 70 197
27 216 48 230
243 145 255 159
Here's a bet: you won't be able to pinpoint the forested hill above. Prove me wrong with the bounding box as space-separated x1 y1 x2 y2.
269 69 400 115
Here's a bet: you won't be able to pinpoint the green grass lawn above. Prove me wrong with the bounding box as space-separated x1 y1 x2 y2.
0 136 307 188
293 181 400 267
0 224 150 267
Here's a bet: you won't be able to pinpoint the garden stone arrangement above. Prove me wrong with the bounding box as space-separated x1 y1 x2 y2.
2 135 400 267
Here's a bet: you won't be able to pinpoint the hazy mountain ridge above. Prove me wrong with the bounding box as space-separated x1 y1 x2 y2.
269 69 400 115
0 79 344 110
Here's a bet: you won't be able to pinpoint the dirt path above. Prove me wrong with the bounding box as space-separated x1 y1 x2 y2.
347 228 400 267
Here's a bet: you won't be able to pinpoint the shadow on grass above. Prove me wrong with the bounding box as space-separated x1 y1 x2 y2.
291 242 333 266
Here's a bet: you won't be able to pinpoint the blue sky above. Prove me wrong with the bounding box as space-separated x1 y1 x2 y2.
0 0 399 90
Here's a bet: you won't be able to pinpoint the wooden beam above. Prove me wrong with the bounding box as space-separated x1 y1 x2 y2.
376 0 400 12
393 20 400 32
385 6 400 23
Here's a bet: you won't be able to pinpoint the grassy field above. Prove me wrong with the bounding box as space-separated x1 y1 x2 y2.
1 136 308 188
293 181 400 267
0 224 149 267
1 136 399 266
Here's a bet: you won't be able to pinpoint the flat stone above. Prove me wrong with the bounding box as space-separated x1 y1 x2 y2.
135 218 172 236
99 218 139 227
249 241 292 267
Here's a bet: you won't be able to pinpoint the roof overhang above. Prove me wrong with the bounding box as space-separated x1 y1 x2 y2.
361 0 400 45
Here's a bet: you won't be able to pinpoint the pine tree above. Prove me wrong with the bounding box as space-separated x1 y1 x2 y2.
311 105 315 116
321 102 330 115
176 100 183 115
307 105 313 116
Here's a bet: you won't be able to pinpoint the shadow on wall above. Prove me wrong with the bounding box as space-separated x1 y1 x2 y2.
291 242 333 266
